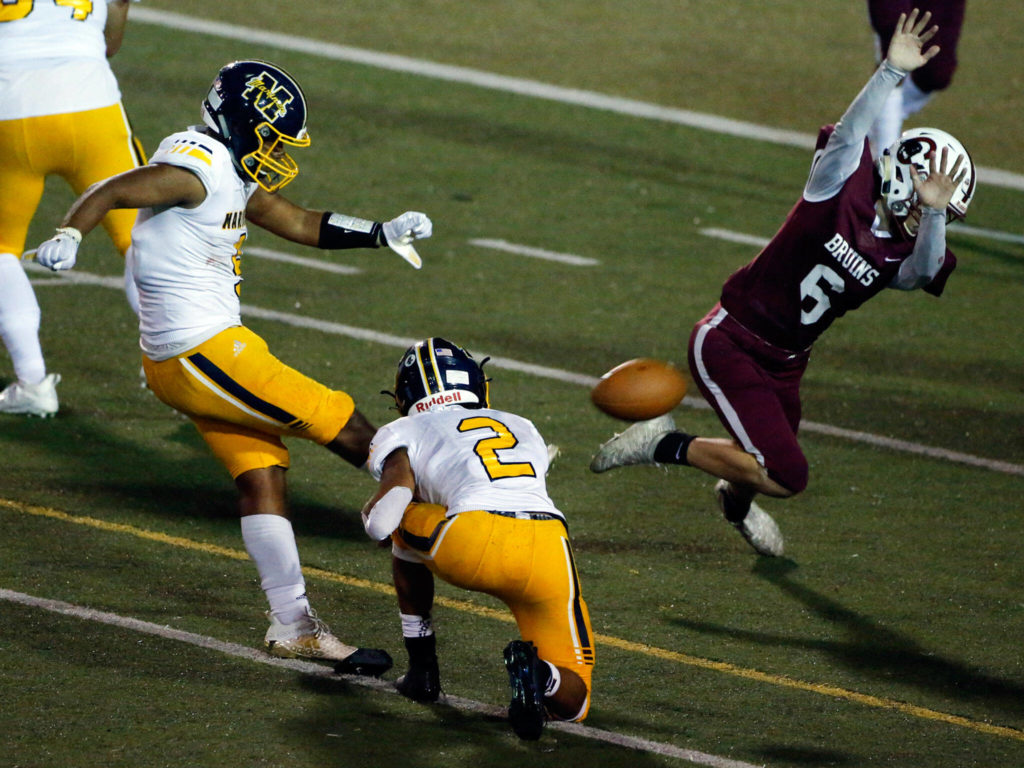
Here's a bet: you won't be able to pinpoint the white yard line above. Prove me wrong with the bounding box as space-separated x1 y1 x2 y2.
0 588 763 768
946 223 1024 246
699 228 770 249
245 246 362 275
468 238 600 266
131 6 1024 196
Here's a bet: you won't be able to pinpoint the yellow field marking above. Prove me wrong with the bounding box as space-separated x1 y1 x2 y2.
4 496 1023 744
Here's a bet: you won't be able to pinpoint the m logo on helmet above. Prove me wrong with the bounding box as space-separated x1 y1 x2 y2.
241 73 294 123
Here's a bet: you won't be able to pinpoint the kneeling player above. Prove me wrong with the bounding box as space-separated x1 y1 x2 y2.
361 337 595 740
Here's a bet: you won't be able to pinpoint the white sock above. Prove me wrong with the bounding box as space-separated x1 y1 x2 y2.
0 253 45 384
400 612 434 638
240 514 310 624
543 660 561 697
901 76 934 119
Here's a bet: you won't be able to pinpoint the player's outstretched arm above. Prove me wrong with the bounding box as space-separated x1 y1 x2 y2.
247 190 431 268
890 146 967 291
35 165 205 271
805 8 941 201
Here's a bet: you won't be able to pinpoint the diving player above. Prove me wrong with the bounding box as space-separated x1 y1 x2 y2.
590 10 974 557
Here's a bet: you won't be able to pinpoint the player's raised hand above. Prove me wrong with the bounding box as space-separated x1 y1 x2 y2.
886 8 940 73
909 145 967 212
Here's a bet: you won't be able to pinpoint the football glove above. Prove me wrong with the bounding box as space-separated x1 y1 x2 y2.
35 227 83 271
382 212 432 269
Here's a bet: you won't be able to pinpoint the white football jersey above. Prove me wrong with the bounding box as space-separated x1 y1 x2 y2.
0 0 125 120
369 406 563 519
129 127 257 360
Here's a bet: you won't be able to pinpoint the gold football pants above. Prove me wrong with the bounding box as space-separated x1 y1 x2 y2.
395 503 595 718
0 102 145 256
142 326 356 478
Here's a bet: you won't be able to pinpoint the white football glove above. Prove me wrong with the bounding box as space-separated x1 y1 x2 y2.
35 227 83 271
381 211 432 269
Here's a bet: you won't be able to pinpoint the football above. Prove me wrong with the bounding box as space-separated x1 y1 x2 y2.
590 358 687 421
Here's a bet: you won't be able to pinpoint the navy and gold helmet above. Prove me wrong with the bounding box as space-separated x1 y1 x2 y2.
394 338 489 416
201 60 310 192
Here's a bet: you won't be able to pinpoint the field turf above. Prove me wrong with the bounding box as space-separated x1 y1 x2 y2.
2 3 1022 767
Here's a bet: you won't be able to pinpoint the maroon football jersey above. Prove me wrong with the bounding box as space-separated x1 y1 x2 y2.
719 127 955 352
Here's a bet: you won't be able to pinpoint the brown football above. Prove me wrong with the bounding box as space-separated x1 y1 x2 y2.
590 358 687 421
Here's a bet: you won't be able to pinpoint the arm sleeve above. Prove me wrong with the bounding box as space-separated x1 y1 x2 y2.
364 485 413 541
889 208 947 290
804 61 906 202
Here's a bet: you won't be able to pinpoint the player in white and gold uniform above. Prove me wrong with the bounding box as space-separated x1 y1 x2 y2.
0 0 144 416
34 60 432 673
362 338 595 740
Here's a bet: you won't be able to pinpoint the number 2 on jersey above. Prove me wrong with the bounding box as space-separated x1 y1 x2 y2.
458 416 537 481
0 0 94 23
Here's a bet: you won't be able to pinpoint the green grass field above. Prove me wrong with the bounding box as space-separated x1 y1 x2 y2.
2 3 1022 767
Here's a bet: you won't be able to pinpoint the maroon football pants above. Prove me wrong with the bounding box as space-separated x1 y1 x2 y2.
688 305 810 495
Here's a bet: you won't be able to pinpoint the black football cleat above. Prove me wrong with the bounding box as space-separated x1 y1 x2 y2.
503 640 546 741
395 658 442 703
333 647 393 677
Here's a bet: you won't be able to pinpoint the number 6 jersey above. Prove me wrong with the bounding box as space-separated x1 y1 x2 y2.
718 65 957 353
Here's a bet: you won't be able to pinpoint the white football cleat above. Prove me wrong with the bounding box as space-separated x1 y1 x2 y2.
0 372 60 417
715 480 784 557
589 413 676 473
264 608 393 675
265 608 356 660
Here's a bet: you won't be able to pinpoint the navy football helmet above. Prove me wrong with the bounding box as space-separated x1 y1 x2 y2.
201 60 310 192
393 338 489 416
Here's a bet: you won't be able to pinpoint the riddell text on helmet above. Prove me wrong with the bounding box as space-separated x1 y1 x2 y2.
414 390 478 413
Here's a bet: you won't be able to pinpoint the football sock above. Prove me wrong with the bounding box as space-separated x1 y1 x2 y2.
718 482 752 523
240 514 310 624
542 661 560 698
400 612 434 638
402 634 437 667
653 432 696 465
0 253 46 385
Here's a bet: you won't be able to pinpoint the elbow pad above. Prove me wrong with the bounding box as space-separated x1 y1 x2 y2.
364 486 413 541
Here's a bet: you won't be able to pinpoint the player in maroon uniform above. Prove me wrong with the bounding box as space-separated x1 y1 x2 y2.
590 10 975 556
867 0 967 157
